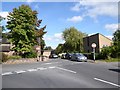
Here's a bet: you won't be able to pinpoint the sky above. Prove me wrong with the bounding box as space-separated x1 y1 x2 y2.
0 0 119 49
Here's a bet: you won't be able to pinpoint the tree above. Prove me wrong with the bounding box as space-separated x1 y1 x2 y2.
112 29 120 57
55 44 64 54
62 27 86 53
44 46 53 50
6 5 47 56
0 16 5 34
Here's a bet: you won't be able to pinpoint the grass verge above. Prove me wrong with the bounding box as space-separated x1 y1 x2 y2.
98 58 120 62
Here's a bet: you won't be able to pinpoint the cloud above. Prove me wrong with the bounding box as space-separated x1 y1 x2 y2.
71 3 81 12
105 23 118 32
0 12 9 19
43 33 65 49
71 0 118 18
106 35 113 40
26 0 35 4
67 16 83 23
44 33 63 42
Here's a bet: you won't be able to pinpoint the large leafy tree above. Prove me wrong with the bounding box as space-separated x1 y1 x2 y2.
112 29 120 57
62 27 86 53
6 5 46 55
55 44 64 54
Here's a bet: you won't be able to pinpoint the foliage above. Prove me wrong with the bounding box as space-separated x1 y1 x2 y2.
6 5 37 53
100 46 112 59
112 29 120 57
8 55 21 60
6 4 47 56
22 50 37 58
62 27 86 53
0 52 9 62
55 44 64 54
44 46 53 50
0 16 6 37
101 58 120 62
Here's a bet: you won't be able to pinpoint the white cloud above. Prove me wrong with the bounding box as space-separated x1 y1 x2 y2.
67 16 83 23
105 23 118 32
71 1 118 18
43 33 65 49
54 33 63 40
71 3 81 12
106 35 113 40
44 33 63 42
0 12 9 19
26 0 35 4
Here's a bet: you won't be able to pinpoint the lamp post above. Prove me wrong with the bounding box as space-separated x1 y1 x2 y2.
91 43 96 62
37 37 41 61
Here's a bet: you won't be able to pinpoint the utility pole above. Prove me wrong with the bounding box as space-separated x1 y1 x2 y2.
37 37 41 61
91 43 96 62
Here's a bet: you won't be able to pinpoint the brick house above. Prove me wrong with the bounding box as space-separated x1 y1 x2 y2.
83 33 113 53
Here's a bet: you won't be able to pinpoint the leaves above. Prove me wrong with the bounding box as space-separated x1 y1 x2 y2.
6 4 47 55
62 27 86 53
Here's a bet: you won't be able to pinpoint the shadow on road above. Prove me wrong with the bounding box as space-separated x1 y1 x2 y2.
109 69 120 73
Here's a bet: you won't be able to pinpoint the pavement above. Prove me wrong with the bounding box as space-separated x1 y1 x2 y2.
1 58 120 89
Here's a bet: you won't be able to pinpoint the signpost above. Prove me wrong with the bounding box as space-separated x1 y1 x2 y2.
37 37 41 61
91 43 96 62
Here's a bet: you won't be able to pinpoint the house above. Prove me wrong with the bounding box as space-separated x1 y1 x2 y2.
0 37 14 56
83 33 112 53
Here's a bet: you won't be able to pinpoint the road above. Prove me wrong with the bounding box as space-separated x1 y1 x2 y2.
1 58 120 89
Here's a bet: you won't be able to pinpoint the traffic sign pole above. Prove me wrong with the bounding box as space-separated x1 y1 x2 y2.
91 43 96 62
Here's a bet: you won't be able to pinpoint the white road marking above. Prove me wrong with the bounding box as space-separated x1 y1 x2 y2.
14 70 26 74
48 66 56 69
72 62 84 64
37 67 47 70
52 62 60 64
27 69 38 72
43 63 52 65
94 78 120 87
55 67 77 74
2 72 13 76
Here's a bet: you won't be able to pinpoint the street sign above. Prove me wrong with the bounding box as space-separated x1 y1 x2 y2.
91 43 96 62
91 43 96 48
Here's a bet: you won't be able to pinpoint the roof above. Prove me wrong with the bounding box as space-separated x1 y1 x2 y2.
2 38 10 44
83 33 112 41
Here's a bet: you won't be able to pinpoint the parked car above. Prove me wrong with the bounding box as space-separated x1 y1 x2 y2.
49 54 58 58
71 53 87 62
65 53 73 59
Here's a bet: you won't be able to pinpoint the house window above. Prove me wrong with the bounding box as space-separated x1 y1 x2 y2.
103 45 108 47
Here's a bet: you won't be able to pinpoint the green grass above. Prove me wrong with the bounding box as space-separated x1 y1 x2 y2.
98 58 120 62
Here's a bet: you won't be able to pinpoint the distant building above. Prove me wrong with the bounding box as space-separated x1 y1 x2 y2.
0 36 14 56
83 33 112 53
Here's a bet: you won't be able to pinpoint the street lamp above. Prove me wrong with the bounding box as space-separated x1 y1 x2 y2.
91 43 96 62
37 37 41 61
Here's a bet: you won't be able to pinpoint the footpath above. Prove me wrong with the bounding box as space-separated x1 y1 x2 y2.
3 57 49 64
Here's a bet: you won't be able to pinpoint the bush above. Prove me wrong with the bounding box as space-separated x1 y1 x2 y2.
83 53 93 59
100 46 112 59
22 51 37 58
8 55 21 60
83 53 104 60
0 52 9 62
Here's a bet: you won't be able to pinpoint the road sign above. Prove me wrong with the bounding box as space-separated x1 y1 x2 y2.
91 43 96 48
91 43 96 61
